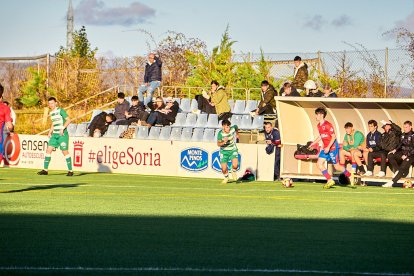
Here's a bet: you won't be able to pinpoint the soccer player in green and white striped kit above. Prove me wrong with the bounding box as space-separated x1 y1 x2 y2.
217 119 239 183
37 97 73 176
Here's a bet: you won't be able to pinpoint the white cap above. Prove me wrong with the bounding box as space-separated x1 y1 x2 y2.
304 80 317 89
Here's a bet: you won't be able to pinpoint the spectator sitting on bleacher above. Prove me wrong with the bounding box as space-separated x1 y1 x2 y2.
383 120 414 188
88 112 116 137
192 80 218 115
339 122 365 174
116 96 148 126
210 81 232 121
113 92 130 123
304 80 323 97
251 80 276 116
282 82 301 97
292 56 308 92
138 53 162 105
322 84 338 98
146 96 179 127
363 120 386 177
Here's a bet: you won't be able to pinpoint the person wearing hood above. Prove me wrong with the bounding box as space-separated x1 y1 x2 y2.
138 53 162 105
210 81 231 121
252 80 276 115
292 56 308 91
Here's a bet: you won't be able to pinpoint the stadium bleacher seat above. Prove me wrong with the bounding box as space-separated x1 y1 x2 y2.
158 126 171 140
194 114 208 128
74 123 88 137
179 98 191 113
228 99 235 111
247 115 265 130
148 126 161 140
173 97 181 105
90 109 102 122
190 99 198 112
172 113 186 127
232 100 246 114
136 126 149 140
116 125 128 138
214 129 220 140
181 127 193 141
170 127 182 141
67 123 77 137
104 125 118 138
125 96 132 105
240 115 252 129
104 108 114 114
191 128 204 142
202 128 215 142
206 114 220 129
230 115 242 127
243 100 258 114
183 113 197 128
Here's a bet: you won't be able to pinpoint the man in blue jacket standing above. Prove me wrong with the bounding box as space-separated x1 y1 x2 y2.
138 53 162 105
264 122 281 181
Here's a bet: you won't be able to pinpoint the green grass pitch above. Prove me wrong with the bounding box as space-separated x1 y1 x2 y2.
1 168 414 275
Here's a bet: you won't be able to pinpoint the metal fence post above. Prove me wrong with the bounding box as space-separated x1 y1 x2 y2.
46 53 50 90
384 47 388 98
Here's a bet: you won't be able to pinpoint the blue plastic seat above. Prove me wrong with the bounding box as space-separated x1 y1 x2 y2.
74 123 88 137
190 99 198 112
104 125 118 138
243 100 258 114
67 124 77 137
115 125 128 138
172 113 187 127
183 113 197 127
230 115 242 127
206 114 219 129
247 115 265 130
240 115 253 129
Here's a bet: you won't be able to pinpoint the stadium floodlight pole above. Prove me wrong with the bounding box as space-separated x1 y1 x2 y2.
67 0 74 49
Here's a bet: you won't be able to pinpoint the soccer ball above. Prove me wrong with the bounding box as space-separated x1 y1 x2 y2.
282 178 294 188
403 180 413 188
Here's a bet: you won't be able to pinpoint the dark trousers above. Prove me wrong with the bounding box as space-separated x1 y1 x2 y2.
116 118 139 125
388 150 404 173
147 112 172 126
392 156 414 183
274 148 281 180
258 104 275 115
195 95 216 114
367 150 387 172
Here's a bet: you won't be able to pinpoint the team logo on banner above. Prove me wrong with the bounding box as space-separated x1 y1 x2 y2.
180 147 208 172
73 141 84 167
4 134 21 166
211 150 241 173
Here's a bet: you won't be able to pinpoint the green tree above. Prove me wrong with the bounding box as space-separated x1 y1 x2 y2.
18 68 55 108
186 25 236 88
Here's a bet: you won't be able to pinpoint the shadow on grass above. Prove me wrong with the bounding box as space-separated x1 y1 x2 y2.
1 183 86 193
0 214 413 274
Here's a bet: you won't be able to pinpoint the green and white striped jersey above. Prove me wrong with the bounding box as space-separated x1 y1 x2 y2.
50 107 69 134
217 125 238 151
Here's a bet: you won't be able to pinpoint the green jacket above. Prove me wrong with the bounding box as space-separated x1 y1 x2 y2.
211 87 231 115
343 130 365 151
258 85 276 111
292 63 309 90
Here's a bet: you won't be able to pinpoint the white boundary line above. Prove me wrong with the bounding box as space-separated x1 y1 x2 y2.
0 266 410 275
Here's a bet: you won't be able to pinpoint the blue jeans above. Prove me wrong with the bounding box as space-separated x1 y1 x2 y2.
138 81 161 105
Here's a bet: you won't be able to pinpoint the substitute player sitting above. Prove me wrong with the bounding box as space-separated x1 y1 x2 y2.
309 107 352 189
217 119 239 184
37 97 73 176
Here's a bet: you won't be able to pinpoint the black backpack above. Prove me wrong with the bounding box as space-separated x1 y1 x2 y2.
294 141 318 156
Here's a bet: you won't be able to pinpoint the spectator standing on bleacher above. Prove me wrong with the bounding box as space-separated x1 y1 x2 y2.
251 80 276 116
210 82 231 121
282 82 301 97
88 112 116 137
292 56 308 92
339 122 365 174
383 121 414 188
192 80 219 115
146 96 179 127
116 96 148 126
264 122 281 180
114 92 130 123
138 53 162 105
362 120 386 177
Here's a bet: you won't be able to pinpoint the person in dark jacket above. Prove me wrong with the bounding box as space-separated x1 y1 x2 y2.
252 80 276 115
322 84 338 98
138 53 162 105
146 97 179 127
264 122 281 180
292 56 308 91
116 96 149 125
88 112 116 137
363 120 385 177
114 92 130 122
383 121 414 187
282 82 301 97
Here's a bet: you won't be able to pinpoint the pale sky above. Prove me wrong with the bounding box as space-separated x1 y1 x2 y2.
1 0 413 57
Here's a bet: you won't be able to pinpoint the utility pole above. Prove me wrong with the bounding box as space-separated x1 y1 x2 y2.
66 0 74 49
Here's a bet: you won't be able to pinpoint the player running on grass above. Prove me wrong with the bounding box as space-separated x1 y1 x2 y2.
37 97 73 176
217 119 239 183
309 107 351 188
